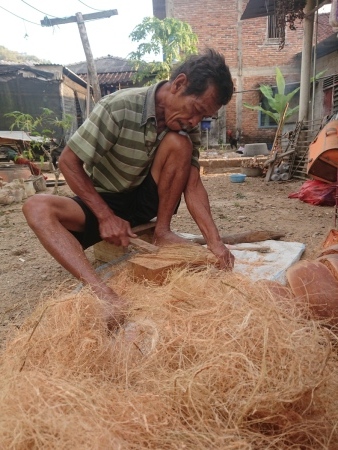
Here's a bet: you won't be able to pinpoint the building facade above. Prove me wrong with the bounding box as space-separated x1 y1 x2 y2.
152 0 332 147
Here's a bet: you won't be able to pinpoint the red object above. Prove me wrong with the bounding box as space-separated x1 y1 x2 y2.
288 179 336 206
15 157 42 176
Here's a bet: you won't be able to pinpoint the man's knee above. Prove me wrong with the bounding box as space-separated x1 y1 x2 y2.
23 195 46 218
24 195 86 234
154 131 193 169
160 131 193 155
22 195 52 226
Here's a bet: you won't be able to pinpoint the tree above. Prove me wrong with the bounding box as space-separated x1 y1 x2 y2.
0 45 50 64
5 108 72 193
128 17 198 84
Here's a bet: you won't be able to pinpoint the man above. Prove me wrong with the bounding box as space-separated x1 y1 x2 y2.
23 49 235 326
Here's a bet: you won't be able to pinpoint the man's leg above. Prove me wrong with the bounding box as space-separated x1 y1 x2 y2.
22 195 126 326
150 131 193 245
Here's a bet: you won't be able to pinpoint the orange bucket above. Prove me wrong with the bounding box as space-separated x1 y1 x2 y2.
307 120 338 183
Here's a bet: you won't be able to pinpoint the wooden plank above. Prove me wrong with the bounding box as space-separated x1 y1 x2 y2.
128 243 218 284
93 240 127 262
129 237 158 254
129 256 185 284
130 222 156 234
188 230 285 245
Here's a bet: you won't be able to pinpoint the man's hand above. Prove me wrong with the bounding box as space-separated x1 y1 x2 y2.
208 241 235 271
98 212 137 247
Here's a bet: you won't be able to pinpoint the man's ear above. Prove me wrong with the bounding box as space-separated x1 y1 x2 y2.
170 73 188 94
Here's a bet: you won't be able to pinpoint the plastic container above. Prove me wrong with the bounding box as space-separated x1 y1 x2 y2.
24 179 36 196
271 174 281 181
230 173 246 183
280 172 289 181
32 175 47 192
241 167 263 177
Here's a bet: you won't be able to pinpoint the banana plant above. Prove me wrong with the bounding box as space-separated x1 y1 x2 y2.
243 67 325 124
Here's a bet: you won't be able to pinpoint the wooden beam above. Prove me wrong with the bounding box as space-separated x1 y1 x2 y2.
40 10 118 27
40 10 118 104
187 230 285 245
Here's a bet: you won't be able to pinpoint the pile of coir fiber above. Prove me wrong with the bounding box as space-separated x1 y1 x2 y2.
1 248 338 449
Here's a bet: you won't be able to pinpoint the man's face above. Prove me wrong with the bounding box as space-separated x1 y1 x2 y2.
165 74 221 132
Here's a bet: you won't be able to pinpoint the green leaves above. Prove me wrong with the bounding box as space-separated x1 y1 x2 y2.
4 108 73 160
243 67 300 125
275 67 286 96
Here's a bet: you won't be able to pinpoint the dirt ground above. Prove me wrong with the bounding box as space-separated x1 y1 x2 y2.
0 168 335 345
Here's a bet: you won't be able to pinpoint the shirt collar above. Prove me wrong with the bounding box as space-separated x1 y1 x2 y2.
141 80 167 127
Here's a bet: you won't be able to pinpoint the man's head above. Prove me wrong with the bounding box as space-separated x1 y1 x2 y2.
170 48 234 106
163 49 233 132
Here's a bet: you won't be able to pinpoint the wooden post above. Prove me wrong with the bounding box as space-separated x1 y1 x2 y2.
75 12 101 103
41 10 118 104
298 0 316 122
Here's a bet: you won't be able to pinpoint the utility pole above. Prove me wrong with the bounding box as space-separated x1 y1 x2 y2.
298 0 315 122
41 10 118 104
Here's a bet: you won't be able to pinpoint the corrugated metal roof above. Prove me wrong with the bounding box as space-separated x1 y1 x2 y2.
241 0 275 20
295 32 338 59
0 65 54 79
241 0 331 20
0 131 44 142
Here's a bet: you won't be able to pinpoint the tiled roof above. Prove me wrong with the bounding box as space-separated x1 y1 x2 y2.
76 71 136 86
67 56 136 86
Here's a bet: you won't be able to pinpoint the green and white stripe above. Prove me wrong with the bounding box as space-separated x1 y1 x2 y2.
67 82 200 193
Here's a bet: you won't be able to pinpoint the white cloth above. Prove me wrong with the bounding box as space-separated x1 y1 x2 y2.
176 233 305 285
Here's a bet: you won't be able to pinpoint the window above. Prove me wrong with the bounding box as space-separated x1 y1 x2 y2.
323 74 338 116
259 89 277 128
259 82 300 128
267 14 281 40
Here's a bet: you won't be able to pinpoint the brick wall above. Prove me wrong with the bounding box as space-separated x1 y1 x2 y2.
162 0 308 144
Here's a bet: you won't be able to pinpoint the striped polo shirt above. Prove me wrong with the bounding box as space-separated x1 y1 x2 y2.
67 81 201 193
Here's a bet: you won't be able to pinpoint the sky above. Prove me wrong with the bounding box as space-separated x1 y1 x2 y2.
0 1 332 66
0 0 154 65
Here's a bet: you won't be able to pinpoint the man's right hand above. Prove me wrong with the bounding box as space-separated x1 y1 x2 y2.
59 146 137 247
98 212 137 247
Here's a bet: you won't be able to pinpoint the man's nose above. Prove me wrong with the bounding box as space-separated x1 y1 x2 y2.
188 116 202 128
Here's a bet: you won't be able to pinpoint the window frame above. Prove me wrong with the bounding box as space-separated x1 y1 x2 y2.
258 82 300 129
267 14 281 43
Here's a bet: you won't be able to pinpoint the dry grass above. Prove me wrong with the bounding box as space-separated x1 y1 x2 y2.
1 254 338 449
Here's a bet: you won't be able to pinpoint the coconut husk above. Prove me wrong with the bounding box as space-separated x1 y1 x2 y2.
1 258 338 449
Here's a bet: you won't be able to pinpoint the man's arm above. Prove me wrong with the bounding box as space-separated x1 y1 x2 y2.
183 166 235 270
59 146 136 247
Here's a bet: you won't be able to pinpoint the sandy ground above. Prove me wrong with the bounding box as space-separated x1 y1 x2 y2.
0 169 335 345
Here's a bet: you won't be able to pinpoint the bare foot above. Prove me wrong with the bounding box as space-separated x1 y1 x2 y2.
153 230 192 246
90 283 128 330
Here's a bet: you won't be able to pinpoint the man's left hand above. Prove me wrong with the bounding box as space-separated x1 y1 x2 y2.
208 241 235 271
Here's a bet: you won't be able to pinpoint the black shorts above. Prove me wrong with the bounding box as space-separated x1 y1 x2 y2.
70 172 160 249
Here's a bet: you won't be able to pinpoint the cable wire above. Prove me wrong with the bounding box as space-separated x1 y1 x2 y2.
77 0 105 12
0 5 40 25
20 0 59 18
